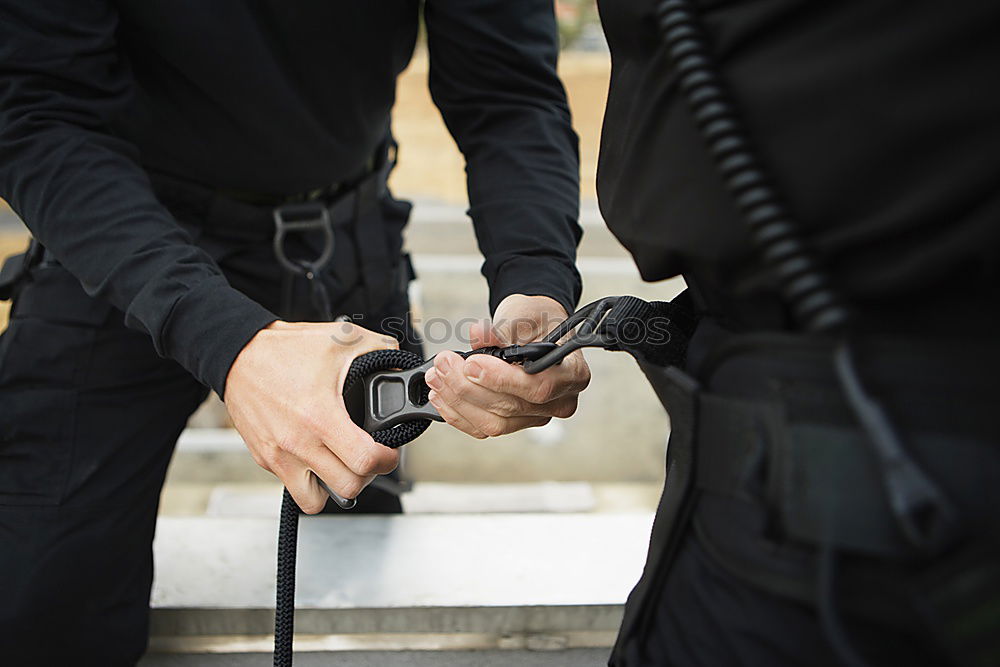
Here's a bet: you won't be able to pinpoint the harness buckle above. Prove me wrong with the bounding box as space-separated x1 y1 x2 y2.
272 201 335 277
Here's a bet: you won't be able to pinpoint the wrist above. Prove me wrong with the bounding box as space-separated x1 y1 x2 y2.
161 279 278 398
492 294 569 344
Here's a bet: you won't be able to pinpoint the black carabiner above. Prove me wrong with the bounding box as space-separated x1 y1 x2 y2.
358 342 560 431
522 296 627 374
361 356 442 432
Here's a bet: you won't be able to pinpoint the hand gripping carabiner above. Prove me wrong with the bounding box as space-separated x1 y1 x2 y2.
348 342 560 435
322 343 556 509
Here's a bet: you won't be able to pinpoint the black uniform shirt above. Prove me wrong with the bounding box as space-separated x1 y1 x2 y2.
597 0 1000 330
0 0 581 395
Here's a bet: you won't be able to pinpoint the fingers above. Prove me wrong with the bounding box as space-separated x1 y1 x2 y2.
428 362 572 418
267 390 399 508
491 315 546 347
297 323 402 482
275 457 376 515
268 429 389 513
279 465 329 515
425 388 487 438
447 351 590 404
428 389 551 438
425 350 581 438
469 319 504 350
226 319 404 513
299 397 400 477
268 437 394 514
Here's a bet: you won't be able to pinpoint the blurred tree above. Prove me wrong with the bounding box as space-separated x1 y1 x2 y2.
556 0 600 50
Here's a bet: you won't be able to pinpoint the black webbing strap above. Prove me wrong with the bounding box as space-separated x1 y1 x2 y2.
692 387 1000 560
149 168 367 243
601 297 698 368
524 294 700 374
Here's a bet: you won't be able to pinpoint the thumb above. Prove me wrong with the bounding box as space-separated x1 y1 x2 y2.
335 321 400 356
332 324 400 400
469 318 506 349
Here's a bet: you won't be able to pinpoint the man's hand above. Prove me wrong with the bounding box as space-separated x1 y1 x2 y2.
425 294 591 438
224 321 400 514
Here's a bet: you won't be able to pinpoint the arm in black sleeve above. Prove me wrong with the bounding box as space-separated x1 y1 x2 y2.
0 1 276 396
425 0 583 315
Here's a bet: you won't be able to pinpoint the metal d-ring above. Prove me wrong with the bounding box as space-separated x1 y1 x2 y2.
272 202 335 276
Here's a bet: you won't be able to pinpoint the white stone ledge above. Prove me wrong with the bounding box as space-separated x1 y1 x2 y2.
151 513 653 638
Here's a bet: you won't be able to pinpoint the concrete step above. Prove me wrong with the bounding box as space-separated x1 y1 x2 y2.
158 476 663 518
149 513 653 652
140 648 612 666
203 482 598 517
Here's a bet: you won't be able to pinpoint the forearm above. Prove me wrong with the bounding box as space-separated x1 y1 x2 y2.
426 0 583 314
0 0 276 395
2 130 276 395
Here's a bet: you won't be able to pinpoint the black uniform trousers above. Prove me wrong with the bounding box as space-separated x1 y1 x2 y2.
0 199 417 665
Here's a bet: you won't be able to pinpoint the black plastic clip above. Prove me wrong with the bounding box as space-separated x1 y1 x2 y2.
522 296 627 374
362 357 442 432
360 342 561 430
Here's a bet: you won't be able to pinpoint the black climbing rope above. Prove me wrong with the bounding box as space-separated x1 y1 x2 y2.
273 348 429 667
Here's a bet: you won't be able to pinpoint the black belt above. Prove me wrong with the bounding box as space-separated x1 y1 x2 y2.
148 153 399 315
148 166 381 243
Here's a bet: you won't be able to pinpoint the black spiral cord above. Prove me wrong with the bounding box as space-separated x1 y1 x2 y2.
655 1 959 665
273 348 429 667
655 0 850 334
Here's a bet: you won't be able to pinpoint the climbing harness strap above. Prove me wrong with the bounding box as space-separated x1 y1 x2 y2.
520 295 698 373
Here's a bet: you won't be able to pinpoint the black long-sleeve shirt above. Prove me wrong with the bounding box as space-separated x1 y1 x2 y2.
597 0 1000 330
0 0 581 395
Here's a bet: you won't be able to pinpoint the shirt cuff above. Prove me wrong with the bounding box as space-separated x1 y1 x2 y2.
160 275 278 397
488 254 581 317
469 201 582 316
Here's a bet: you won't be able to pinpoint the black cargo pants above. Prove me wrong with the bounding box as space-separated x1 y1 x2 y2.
0 190 418 665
